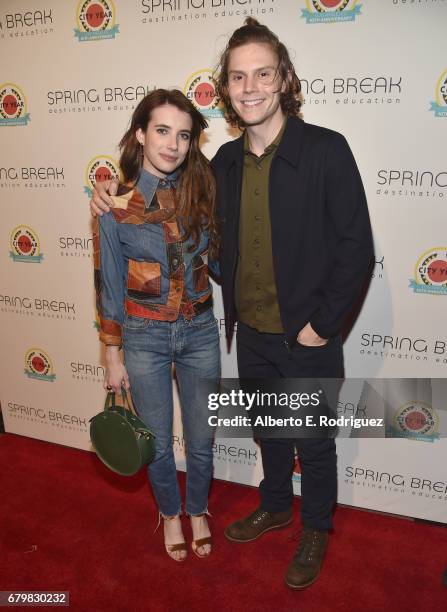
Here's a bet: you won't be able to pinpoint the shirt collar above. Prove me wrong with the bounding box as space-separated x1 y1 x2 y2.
137 166 180 191
243 119 287 157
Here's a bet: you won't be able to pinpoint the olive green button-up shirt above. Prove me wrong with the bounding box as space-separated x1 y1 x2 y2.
234 123 286 333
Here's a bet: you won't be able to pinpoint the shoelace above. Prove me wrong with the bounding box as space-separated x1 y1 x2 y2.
294 530 322 565
251 510 268 525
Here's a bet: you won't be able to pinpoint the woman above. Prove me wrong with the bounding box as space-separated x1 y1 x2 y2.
93 89 220 562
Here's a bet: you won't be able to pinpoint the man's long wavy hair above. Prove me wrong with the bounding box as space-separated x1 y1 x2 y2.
119 89 218 257
215 18 302 129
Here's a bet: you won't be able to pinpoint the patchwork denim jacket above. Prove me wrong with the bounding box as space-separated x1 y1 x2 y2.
93 168 212 346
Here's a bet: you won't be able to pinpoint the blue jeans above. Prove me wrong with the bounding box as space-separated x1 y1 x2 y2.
123 308 220 516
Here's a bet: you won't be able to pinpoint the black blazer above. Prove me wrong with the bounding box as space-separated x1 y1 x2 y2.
211 116 374 347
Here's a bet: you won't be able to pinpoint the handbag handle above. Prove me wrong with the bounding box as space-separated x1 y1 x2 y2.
120 387 137 415
104 386 137 419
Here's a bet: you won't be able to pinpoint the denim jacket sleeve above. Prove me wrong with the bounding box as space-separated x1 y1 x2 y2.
93 212 127 346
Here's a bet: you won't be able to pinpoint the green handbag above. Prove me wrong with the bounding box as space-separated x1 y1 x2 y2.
90 388 156 476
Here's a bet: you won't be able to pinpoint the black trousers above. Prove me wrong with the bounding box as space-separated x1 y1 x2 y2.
236 323 344 532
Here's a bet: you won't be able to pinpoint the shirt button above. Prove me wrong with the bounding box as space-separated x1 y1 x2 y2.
254 188 260 196
256 165 261 171
256 305 262 312
172 258 179 267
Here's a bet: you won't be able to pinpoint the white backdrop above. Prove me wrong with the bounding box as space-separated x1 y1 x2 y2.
1 0 446 523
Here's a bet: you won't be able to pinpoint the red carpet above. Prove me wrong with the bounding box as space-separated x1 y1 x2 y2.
0 434 446 611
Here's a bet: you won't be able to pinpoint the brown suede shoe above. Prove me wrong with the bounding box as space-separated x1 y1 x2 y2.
224 507 293 543
285 528 329 590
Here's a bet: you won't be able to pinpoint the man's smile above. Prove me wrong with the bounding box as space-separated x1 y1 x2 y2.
241 98 265 107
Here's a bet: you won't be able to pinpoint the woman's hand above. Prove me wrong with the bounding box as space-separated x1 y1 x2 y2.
104 346 130 392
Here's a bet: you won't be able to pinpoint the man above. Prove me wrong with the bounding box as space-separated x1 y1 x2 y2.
90 18 373 589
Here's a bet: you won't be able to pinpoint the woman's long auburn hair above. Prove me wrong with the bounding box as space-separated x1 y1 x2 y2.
119 89 218 257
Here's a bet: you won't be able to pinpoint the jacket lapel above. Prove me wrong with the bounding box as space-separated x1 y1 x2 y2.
269 116 306 226
224 136 244 249
275 115 305 168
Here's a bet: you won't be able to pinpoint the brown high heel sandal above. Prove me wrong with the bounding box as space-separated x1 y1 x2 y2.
163 515 187 562
190 513 212 559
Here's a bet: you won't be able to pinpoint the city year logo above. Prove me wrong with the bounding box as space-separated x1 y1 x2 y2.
429 69 447 118
301 1 362 24
410 247 447 295
24 348 56 382
184 70 224 118
74 0 119 42
0 83 30 126
84 155 120 198
389 401 439 442
9 226 43 263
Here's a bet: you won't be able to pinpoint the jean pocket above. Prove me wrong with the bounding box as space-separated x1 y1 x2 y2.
295 338 331 350
127 260 161 299
123 314 153 330
190 309 217 330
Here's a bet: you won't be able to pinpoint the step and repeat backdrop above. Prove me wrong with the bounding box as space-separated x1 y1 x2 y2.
1 0 446 523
